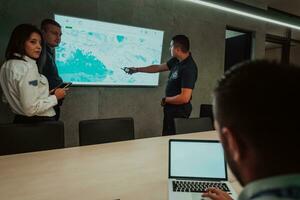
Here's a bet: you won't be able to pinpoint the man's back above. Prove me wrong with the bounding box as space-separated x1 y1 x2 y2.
205 60 300 200
238 174 300 200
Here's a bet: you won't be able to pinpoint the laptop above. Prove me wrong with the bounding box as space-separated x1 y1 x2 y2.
168 139 237 200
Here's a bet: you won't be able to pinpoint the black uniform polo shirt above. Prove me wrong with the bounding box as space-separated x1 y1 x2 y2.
39 45 63 90
165 53 198 98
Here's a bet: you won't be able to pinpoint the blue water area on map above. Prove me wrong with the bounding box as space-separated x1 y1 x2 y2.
134 55 147 62
57 49 113 81
116 35 125 43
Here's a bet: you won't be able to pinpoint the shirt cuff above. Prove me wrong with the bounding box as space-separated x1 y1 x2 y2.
49 95 58 106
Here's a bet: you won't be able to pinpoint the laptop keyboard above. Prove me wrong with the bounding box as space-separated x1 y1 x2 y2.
172 180 230 193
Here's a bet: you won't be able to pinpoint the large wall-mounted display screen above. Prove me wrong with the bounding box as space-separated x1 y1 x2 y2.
54 14 164 86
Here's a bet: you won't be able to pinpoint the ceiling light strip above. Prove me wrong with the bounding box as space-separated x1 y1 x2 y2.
184 0 300 30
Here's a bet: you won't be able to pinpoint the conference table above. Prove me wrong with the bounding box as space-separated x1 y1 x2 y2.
0 131 242 200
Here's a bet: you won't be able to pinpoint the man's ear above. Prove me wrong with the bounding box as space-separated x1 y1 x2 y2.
220 127 243 162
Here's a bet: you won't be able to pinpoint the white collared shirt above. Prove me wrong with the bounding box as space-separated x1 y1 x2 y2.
0 55 57 117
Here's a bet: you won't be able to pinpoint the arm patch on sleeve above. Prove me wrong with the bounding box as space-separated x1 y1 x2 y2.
28 80 38 86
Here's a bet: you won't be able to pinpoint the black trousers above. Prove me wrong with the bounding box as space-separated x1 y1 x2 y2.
13 115 56 124
54 99 64 121
53 105 60 121
162 103 192 136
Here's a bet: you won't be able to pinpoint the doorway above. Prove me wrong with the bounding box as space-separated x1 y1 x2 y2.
224 28 252 72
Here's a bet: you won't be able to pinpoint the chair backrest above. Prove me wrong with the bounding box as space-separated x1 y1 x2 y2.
0 121 64 155
174 117 214 134
79 117 134 146
200 104 214 122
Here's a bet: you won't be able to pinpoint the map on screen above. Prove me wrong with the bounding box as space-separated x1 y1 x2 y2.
54 14 164 86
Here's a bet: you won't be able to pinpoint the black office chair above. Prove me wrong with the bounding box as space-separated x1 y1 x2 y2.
79 117 134 146
0 121 64 155
200 104 214 123
174 117 214 134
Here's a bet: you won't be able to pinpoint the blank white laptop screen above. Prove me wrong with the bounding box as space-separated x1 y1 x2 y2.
170 140 227 179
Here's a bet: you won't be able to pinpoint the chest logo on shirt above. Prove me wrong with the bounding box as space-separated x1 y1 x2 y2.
170 70 178 80
28 80 38 86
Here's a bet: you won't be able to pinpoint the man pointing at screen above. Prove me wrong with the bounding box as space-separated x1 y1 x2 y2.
125 35 198 135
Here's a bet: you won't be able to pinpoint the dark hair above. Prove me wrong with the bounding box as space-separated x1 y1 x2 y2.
41 18 61 31
5 24 43 60
214 60 300 156
172 35 190 53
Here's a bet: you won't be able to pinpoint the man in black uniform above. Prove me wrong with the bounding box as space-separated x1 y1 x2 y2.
38 19 64 120
125 35 198 135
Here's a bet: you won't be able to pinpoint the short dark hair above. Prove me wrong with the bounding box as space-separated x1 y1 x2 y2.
5 24 43 60
172 35 190 53
41 18 61 31
214 60 300 156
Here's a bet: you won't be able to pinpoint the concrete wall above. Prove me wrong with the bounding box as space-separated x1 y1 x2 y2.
0 0 267 147
290 44 300 65
265 48 282 63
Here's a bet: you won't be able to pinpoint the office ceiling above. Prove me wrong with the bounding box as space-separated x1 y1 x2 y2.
263 0 300 17
244 0 300 40
263 0 300 40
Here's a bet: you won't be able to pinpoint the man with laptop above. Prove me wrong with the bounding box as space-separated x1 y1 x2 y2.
169 60 300 200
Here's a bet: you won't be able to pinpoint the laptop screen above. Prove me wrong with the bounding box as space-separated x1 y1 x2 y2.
169 140 227 180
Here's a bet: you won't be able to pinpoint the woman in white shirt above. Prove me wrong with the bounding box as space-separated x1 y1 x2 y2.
0 24 67 123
